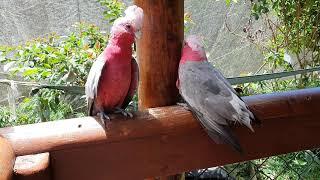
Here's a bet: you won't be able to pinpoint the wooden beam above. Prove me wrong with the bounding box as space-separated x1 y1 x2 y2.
134 0 184 109
0 136 15 180
13 153 51 180
1 88 320 179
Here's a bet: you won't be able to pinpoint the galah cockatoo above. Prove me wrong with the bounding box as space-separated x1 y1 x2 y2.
176 35 256 153
85 5 143 125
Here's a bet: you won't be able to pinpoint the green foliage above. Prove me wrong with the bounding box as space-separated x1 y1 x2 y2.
225 150 320 179
97 0 125 23
222 1 320 179
0 23 107 127
238 0 320 94
184 13 194 33
251 0 320 69
251 0 270 20
1 23 106 85
225 0 239 6
0 106 11 127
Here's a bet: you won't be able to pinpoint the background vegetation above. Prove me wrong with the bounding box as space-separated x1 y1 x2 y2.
224 0 320 179
0 0 319 179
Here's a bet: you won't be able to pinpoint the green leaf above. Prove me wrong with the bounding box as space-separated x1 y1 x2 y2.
293 159 307 166
23 68 39 77
226 0 231 6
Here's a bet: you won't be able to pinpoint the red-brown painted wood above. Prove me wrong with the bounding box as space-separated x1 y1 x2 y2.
134 0 184 109
0 136 15 180
13 153 51 180
1 88 320 179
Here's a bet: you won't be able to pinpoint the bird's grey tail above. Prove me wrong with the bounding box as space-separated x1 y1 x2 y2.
179 99 245 153
207 126 244 154
192 110 244 154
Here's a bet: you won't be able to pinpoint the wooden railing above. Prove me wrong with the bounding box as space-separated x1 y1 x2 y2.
1 87 320 179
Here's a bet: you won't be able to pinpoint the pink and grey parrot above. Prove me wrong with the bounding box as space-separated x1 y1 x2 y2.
85 5 143 124
176 35 256 153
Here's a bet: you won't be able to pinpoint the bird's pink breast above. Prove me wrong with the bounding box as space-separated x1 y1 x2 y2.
95 46 132 112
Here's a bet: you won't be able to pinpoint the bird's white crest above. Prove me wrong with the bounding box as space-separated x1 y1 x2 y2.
110 5 144 37
110 17 128 34
125 5 144 32
185 35 206 59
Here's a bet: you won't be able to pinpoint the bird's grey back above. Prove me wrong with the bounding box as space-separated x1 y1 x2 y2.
179 61 236 117
178 60 254 152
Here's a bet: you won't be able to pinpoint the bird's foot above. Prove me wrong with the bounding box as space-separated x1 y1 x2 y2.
177 102 190 111
114 107 133 118
99 111 111 128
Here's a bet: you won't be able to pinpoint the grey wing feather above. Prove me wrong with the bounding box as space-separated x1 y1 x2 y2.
214 70 240 96
85 53 107 115
214 69 257 124
179 61 254 152
190 106 243 153
205 65 254 129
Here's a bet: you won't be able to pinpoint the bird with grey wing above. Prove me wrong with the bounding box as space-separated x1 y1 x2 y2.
176 35 257 153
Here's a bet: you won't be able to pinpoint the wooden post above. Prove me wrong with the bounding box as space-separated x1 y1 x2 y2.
0 136 15 180
134 0 184 109
134 1 184 179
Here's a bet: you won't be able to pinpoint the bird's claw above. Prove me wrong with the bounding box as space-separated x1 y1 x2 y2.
99 112 111 128
177 102 190 111
114 108 133 118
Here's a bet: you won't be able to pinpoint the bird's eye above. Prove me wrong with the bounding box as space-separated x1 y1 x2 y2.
125 24 131 30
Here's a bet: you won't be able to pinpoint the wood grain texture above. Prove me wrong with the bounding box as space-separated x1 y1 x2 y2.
134 0 184 109
0 136 15 180
1 88 320 179
133 1 184 179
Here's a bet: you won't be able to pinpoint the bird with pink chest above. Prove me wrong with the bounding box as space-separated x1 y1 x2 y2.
85 5 143 126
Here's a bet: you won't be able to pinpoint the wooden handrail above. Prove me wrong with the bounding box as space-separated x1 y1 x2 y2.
13 153 51 180
1 88 320 179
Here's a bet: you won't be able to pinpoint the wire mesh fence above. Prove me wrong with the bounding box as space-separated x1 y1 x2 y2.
186 148 320 180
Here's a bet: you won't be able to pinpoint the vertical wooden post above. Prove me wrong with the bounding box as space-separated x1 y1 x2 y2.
134 0 184 110
0 137 15 180
134 0 184 179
